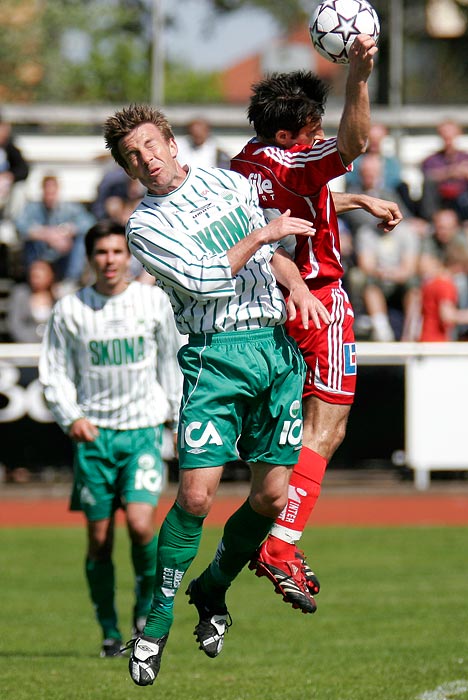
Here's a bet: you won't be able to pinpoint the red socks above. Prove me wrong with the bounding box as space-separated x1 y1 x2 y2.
267 447 327 558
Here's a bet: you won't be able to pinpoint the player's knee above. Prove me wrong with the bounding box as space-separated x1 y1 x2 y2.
177 488 214 517
249 490 286 519
128 519 154 544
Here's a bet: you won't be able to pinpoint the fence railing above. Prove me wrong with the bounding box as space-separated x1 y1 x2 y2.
0 342 467 489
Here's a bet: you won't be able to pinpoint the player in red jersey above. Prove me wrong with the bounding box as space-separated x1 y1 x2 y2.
232 35 403 613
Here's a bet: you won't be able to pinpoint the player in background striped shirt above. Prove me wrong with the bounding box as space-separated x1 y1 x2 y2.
103 103 331 685
231 35 403 613
39 220 183 658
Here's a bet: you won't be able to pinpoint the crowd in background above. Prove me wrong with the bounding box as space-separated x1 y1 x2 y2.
1 113 468 344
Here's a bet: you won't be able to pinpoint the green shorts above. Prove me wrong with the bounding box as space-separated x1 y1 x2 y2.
177 326 305 469
70 426 164 521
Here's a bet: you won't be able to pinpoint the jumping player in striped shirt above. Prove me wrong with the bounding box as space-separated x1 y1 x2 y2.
231 35 403 613
103 103 331 685
39 220 183 658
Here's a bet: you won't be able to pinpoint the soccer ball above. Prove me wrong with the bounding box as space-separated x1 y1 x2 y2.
309 0 380 64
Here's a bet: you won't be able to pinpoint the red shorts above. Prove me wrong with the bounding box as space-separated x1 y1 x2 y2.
285 283 357 405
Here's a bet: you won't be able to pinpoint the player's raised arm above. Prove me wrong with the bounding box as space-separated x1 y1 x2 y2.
337 34 378 166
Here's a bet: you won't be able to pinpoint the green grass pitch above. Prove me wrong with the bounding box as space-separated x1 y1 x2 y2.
1 525 467 700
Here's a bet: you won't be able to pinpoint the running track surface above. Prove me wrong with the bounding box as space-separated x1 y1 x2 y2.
1 490 468 527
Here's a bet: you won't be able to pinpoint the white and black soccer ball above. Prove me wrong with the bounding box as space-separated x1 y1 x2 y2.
309 0 380 64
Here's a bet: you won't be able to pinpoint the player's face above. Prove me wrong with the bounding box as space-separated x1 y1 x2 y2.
276 119 323 149
292 119 325 146
90 234 130 296
119 123 187 195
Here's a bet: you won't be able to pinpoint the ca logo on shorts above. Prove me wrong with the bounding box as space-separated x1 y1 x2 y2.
279 400 303 446
181 421 223 453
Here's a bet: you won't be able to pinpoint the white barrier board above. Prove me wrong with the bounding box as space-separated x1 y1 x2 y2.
406 356 468 488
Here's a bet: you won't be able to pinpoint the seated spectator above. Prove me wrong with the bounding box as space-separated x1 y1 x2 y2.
7 259 57 342
102 177 146 226
91 157 132 220
343 152 414 234
419 119 468 222
354 217 420 341
345 123 416 216
420 207 468 261
0 113 29 240
415 242 468 342
176 117 230 169
15 174 95 285
347 123 402 190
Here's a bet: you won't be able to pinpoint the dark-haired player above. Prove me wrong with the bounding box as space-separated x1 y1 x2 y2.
232 35 403 613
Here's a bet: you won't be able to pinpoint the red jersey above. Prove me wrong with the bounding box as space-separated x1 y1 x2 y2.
231 137 351 289
420 275 458 342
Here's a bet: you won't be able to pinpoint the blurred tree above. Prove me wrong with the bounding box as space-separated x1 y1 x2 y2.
0 0 467 105
0 0 222 104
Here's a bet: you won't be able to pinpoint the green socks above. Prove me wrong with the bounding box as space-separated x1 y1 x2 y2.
197 499 274 604
142 499 275 637
85 557 120 640
144 502 205 638
131 535 158 620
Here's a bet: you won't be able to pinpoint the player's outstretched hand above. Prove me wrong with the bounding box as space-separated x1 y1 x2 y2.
262 209 316 243
348 34 378 80
287 285 331 331
360 194 404 232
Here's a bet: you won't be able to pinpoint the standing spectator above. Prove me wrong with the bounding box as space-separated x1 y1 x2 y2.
15 174 95 286
176 117 230 169
39 220 183 658
419 119 468 222
7 259 57 342
0 113 29 240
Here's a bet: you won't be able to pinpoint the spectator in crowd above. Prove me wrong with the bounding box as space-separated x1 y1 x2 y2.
414 241 468 341
347 122 401 190
420 207 468 262
176 117 230 169
100 178 146 227
15 174 95 286
419 119 468 222
91 156 133 220
0 113 30 240
343 152 412 233
7 259 57 343
345 122 416 216
354 210 420 341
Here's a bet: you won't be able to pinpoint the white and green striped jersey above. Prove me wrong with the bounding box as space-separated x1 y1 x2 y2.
39 281 183 433
126 166 287 335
